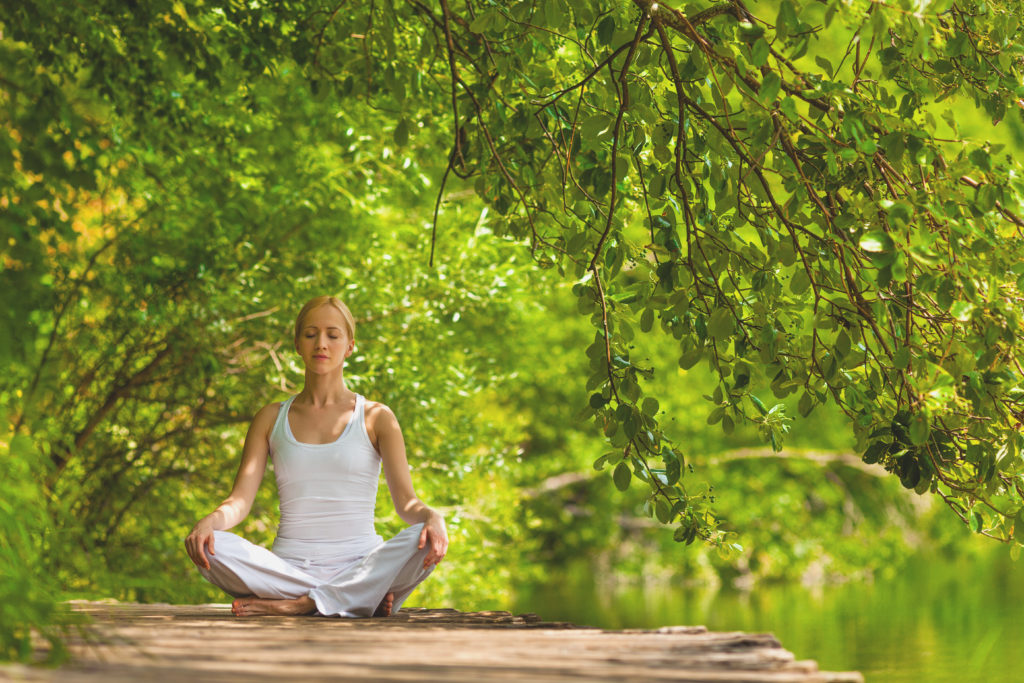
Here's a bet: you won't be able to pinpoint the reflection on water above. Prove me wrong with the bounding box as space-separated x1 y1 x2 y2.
512 550 1023 682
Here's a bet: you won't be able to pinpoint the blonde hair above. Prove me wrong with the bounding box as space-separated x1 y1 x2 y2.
294 296 356 345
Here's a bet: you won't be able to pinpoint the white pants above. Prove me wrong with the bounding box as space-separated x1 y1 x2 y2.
197 523 434 617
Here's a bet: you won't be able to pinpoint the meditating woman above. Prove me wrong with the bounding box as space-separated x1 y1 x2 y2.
185 295 448 617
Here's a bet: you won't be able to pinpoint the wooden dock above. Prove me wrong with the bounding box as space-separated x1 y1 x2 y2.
3 602 863 682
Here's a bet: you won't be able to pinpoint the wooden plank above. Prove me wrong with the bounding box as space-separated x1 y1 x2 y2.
1 602 863 683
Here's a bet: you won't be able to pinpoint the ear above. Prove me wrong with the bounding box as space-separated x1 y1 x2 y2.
346 340 355 357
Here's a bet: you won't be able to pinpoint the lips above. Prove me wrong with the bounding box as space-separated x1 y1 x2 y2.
313 355 329 360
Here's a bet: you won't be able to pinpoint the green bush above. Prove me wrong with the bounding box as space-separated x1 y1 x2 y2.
0 430 72 664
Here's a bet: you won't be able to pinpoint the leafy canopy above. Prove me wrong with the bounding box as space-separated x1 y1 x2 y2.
345 0 1024 547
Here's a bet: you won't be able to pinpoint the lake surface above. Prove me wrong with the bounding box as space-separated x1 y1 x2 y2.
511 550 1023 682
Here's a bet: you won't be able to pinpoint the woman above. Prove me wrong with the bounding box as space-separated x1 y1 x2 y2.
185 295 448 617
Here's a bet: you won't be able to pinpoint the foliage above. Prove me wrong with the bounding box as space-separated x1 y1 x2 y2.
348 0 1024 548
0 427 73 663
4 0 1024 661
514 291 931 586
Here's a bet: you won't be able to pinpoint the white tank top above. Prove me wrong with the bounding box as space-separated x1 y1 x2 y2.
268 394 384 561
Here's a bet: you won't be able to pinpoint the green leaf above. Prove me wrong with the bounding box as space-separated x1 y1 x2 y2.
835 330 851 361
969 509 982 533
750 394 768 415
859 231 893 253
814 55 833 78
870 4 888 39
751 38 770 67
597 16 615 45
909 414 930 446
950 301 974 321
393 119 410 147
708 308 734 340
624 411 639 439
881 133 905 161
969 148 991 172
593 452 617 471
862 441 888 465
779 96 799 123
641 397 660 416
640 307 654 332
946 32 968 57
721 415 735 434
469 10 495 34
665 456 681 485
759 72 782 104
824 2 838 26
679 348 703 369
613 461 632 491
798 391 815 417
543 0 560 28
899 453 921 489
790 268 810 295
655 498 672 523
776 0 799 39
1014 511 1024 543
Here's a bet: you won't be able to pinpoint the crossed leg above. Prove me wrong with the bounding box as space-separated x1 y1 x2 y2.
197 529 423 618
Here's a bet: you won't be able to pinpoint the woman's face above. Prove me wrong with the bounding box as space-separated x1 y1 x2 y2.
295 304 354 374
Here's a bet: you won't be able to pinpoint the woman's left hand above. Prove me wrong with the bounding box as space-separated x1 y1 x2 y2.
418 511 449 569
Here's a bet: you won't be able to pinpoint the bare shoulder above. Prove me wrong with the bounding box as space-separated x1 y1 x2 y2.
364 399 401 448
364 399 399 428
249 401 284 440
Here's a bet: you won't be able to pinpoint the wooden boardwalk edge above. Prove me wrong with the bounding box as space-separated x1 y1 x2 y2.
1 602 864 682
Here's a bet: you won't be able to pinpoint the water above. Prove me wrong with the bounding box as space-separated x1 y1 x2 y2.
512 551 1023 682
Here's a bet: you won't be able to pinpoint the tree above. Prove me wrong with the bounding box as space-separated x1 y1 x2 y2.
270 0 1024 547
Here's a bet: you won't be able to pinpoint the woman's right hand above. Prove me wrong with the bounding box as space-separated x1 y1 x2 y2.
185 520 216 570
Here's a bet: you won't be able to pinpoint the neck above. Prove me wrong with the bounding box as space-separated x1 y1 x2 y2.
299 368 351 406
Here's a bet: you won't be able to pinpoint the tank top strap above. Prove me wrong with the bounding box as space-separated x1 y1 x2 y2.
352 393 366 431
271 395 296 441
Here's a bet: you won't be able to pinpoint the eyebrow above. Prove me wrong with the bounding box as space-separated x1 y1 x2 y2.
303 325 343 331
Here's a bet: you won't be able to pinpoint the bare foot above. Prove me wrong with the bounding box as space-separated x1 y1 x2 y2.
374 592 395 617
231 595 316 617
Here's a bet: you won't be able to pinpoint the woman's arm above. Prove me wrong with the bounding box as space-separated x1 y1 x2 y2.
184 402 278 569
369 403 449 568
